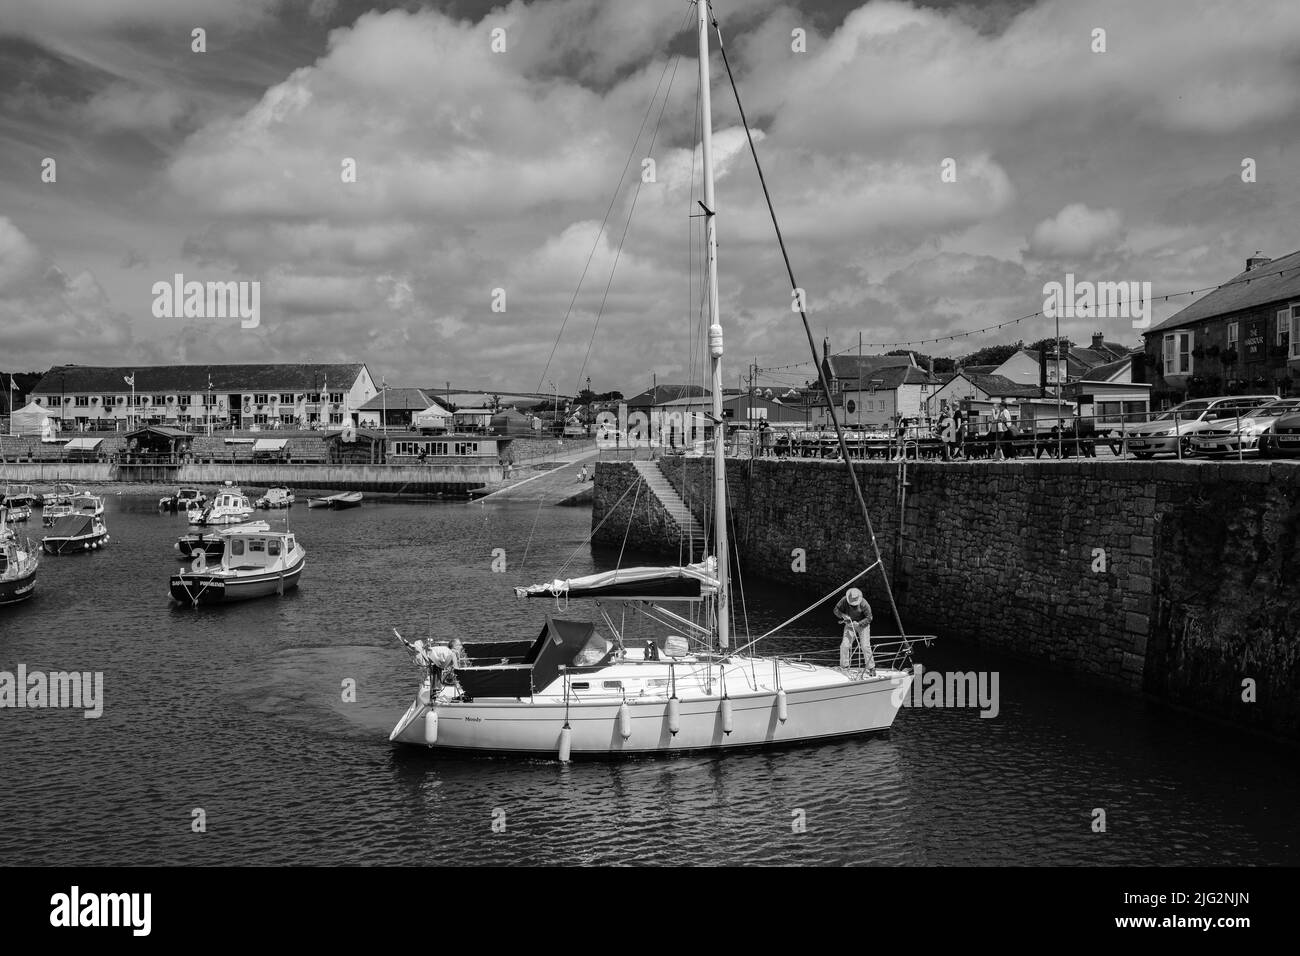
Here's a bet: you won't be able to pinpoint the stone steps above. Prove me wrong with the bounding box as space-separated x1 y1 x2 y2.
632 460 708 556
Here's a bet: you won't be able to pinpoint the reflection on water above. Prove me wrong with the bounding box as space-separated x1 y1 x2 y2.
0 495 1296 865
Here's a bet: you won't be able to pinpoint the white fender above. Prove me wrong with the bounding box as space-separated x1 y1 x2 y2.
776 689 788 723
721 697 733 735
618 701 632 740
558 724 572 762
667 697 681 736
423 709 438 745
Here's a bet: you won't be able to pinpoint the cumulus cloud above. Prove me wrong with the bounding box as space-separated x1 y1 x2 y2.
0 217 137 366
1026 204 1124 260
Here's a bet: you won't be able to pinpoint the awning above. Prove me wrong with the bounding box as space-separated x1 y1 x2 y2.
514 559 718 602
253 438 288 451
63 437 103 450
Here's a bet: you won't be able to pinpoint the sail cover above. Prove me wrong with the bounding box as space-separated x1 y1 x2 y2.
514 560 719 602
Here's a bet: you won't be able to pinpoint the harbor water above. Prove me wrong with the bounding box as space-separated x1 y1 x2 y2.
0 495 1296 866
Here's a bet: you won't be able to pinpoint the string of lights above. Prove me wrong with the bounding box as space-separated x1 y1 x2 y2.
827 262 1300 354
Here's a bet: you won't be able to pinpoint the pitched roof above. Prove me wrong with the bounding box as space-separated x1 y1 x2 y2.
824 353 916 382
962 365 998 375
1081 353 1138 383
358 388 449 412
1146 249 1300 335
624 384 710 406
962 372 1043 398
32 364 368 395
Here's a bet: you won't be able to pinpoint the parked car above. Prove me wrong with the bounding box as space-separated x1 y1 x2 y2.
1190 398 1300 457
1260 405 1300 458
1123 395 1278 458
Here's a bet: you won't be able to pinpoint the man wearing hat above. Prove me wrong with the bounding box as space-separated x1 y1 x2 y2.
833 587 874 672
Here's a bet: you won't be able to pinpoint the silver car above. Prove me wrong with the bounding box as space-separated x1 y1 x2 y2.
1123 395 1279 458
1189 398 1300 457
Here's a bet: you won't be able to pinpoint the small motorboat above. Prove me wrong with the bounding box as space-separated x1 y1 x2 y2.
170 527 306 605
2 484 41 509
176 520 272 559
160 488 207 512
41 482 78 526
307 492 362 509
255 487 295 509
0 515 39 604
71 492 105 518
42 513 110 555
188 490 255 526
4 504 31 523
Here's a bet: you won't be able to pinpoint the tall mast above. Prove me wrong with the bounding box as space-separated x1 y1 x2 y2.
699 0 730 652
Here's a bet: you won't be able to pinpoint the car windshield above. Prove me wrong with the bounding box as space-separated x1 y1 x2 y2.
1151 401 1212 422
1246 401 1300 418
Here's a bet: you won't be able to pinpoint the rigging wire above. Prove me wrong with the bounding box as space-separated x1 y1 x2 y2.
573 40 687 398
710 7 908 640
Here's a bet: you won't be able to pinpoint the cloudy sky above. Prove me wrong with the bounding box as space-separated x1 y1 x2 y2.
2 0 1299 396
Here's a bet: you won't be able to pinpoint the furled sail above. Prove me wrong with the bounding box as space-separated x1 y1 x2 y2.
514 558 718 602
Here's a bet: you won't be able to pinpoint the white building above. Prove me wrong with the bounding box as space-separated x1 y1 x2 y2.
28 364 376 431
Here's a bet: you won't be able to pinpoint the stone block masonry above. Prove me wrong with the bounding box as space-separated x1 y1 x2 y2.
593 457 1300 743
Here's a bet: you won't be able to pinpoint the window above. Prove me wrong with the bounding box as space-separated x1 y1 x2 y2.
74 395 89 406
254 414 268 425
280 393 294 404
1291 306 1300 359
153 395 166 405
1162 331 1193 375
134 394 148 406
1279 310 1290 347
308 392 321 403
268 539 281 557
454 441 478 456
254 393 268 404
329 392 343 404
249 539 265 553
329 413 343 425
280 414 295 425
177 394 190 406
230 540 244 556
101 395 114 407
308 413 319 423
1227 321 1239 351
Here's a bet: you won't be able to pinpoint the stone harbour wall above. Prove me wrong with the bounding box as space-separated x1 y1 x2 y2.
593 457 1300 743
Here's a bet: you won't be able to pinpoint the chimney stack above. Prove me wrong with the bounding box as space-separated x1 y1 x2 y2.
1091 332 1105 349
1246 251 1271 272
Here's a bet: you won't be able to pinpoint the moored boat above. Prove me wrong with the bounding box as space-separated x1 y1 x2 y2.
307 491 362 509
0 513 39 605
388 4 929 760
41 512 110 555
41 482 78 526
2 484 41 509
4 504 31 523
188 490 255 526
255 487 295 509
176 520 272 559
160 487 207 512
170 527 306 605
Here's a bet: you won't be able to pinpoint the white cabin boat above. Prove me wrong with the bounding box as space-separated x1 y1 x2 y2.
170 528 305 605
188 490 255 526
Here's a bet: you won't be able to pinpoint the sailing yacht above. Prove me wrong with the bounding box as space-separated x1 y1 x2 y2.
389 2 923 758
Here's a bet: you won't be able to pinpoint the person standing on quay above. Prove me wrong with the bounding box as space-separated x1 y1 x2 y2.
993 400 1014 460
937 407 956 461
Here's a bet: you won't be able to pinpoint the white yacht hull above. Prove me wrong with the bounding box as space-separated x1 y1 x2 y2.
391 663 912 757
